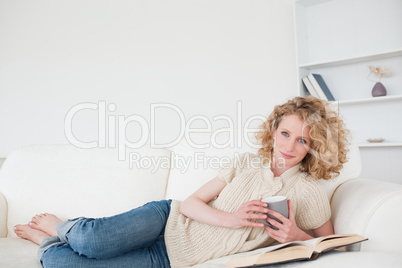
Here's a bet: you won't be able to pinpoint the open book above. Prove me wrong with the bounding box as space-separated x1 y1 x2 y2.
228 234 367 267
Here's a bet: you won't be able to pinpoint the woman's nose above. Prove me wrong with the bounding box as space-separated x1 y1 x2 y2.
286 140 296 151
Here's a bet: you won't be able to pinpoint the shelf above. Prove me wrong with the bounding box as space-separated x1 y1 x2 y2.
333 95 402 105
295 0 332 7
358 142 402 148
299 49 402 69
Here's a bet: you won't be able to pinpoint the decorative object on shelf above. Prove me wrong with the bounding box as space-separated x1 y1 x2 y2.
368 66 391 97
371 82 387 97
367 138 385 143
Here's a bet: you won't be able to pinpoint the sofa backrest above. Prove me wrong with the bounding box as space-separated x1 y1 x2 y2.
164 132 256 201
0 144 170 238
165 135 362 202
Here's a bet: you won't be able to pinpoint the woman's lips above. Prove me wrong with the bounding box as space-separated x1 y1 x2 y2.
281 152 295 159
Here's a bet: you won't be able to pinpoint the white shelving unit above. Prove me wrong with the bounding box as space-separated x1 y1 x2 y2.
294 0 402 182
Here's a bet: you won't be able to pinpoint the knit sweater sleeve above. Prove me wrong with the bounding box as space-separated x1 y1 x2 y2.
296 175 331 230
217 153 254 184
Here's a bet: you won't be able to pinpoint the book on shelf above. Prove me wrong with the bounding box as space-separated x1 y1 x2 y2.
302 77 320 98
227 233 367 267
307 73 335 101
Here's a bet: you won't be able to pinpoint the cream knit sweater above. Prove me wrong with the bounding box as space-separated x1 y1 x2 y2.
164 153 331 267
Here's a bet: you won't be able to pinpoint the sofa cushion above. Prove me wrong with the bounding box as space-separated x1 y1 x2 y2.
0 144 171 238
0 238 41 267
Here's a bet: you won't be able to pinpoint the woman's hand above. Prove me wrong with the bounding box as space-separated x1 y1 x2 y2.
264 200 313 243
227 199 269 229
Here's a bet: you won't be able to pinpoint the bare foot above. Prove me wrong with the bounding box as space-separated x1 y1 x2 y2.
29 213 62 237
14 224 50 245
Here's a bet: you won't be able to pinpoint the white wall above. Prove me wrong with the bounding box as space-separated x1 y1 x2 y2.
0 0 297 157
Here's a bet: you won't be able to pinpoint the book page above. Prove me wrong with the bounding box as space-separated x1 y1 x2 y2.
250 239 313 255
228 240 313 267
236 236 321 258
256 246 312 265
314 234 367 253
228 246 313 267
302 237 320 248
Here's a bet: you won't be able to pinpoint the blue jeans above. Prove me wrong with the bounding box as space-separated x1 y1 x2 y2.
38 200 172 268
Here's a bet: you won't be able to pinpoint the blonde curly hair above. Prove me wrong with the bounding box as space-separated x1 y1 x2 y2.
255 96 349 181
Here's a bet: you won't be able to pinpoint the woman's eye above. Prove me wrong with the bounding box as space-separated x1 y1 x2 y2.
281 132 289 137
299 139 307 144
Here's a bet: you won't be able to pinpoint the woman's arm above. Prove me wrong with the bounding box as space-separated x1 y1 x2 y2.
312 220 334 237
179 177 269 229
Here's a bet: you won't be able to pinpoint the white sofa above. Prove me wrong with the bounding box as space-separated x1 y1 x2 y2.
0 142 402 268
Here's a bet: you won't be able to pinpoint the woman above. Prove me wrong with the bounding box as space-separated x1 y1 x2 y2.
14 96 349 267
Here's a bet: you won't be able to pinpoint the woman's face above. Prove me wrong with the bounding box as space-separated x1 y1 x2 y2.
272 114 311 169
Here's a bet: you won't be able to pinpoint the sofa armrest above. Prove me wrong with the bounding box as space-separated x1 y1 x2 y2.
0 191 7 237
331 178 402 253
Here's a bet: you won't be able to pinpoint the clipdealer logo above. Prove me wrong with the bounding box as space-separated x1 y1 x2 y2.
64 101 266 167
